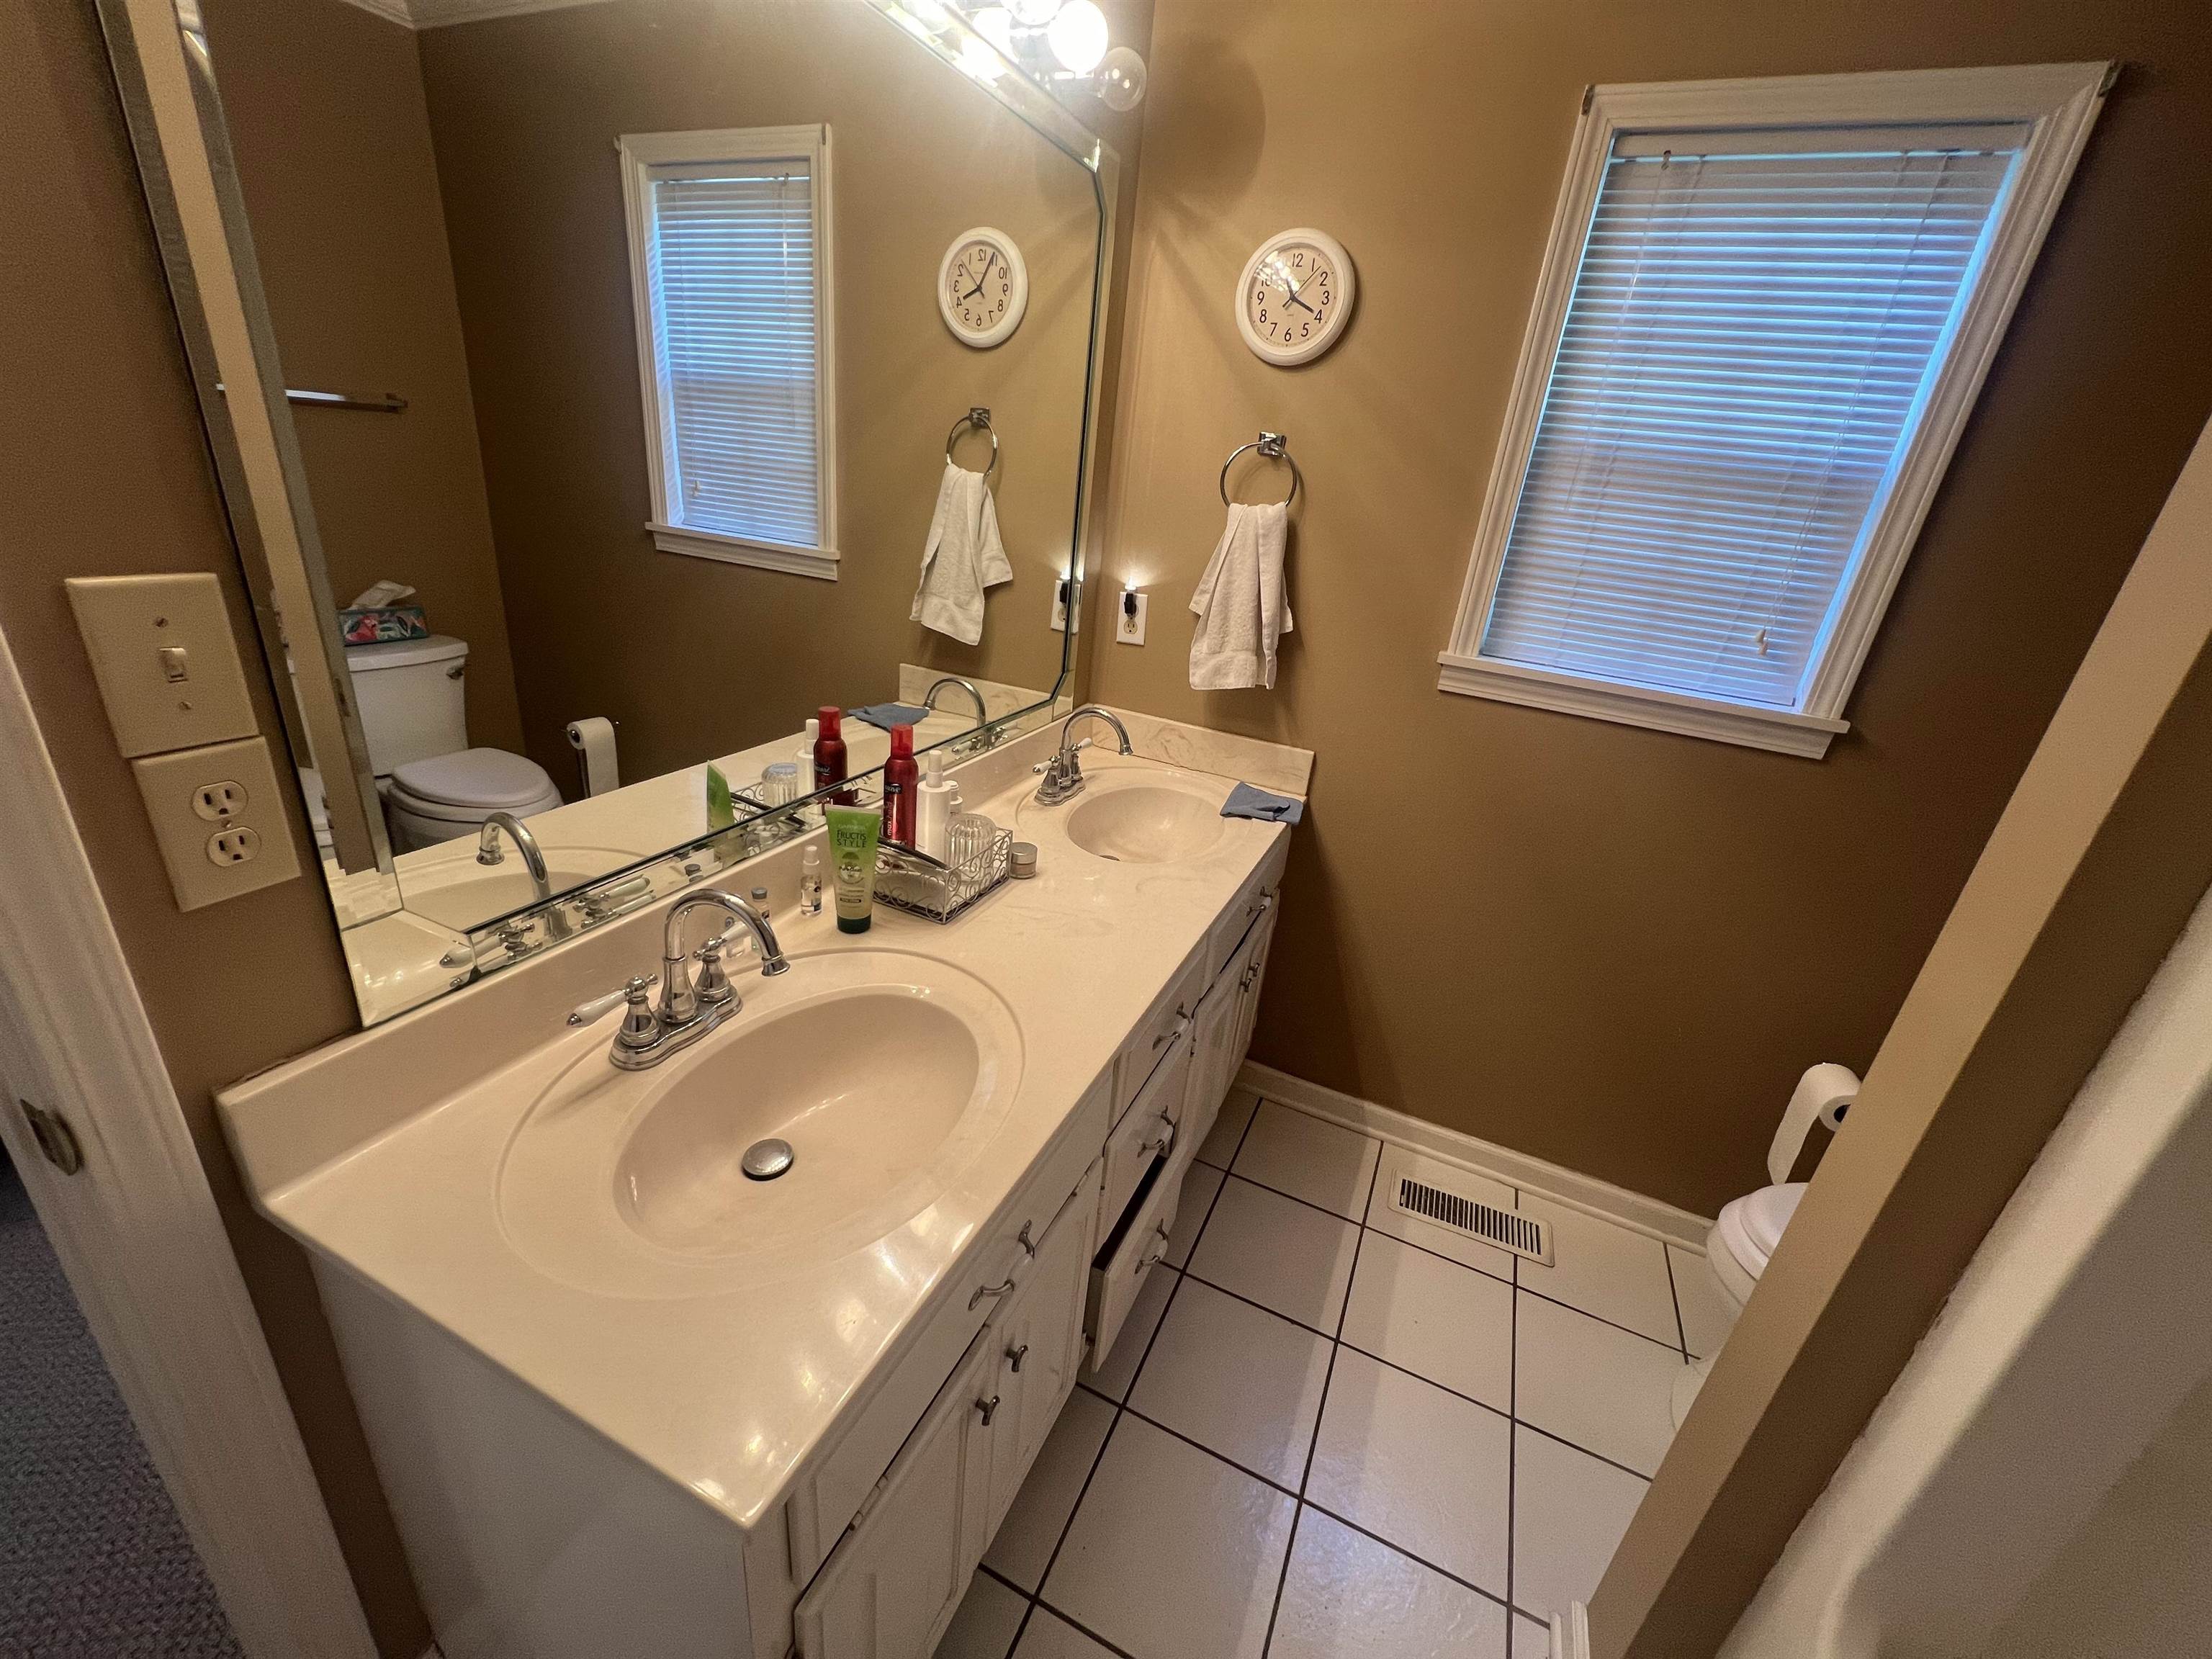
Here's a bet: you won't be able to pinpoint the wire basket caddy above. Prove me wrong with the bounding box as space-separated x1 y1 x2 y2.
875 825 1013 924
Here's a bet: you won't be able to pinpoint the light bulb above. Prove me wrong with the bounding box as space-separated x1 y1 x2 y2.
1094 45 1146 110
1045 0 1108 72
971 5 1014 51
958 35 1005 81
1007 0 1061 24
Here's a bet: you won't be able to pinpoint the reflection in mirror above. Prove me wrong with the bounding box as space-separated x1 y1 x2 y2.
150 0 1112 1021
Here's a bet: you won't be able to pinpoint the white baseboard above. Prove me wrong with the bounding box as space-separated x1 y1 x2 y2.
1237 1061 1713 1249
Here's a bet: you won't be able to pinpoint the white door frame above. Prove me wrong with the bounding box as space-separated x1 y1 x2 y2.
0 624 377 1658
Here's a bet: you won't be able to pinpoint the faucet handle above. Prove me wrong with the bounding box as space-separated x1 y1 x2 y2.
568 976 654 1028
694 935 737 1009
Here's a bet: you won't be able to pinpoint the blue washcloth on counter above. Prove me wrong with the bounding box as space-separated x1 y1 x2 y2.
1221 782 1303 824
850 703 931 731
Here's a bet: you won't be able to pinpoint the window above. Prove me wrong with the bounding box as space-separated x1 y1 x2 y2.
1440 66 2108 756
620 125 838 580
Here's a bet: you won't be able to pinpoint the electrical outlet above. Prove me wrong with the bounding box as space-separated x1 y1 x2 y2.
1050 585 1069 632
192 779 248 822
132 737 300 911
1116 591 1149 645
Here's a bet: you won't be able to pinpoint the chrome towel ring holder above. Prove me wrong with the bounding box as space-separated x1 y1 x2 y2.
1220 431 1300 507
946 406 998 480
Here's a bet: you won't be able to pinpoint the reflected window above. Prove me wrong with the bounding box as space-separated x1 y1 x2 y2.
621 125 840 577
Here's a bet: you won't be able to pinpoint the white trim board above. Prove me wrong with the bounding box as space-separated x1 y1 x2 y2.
0 625 377 1657
332 0 616 27
1436 62 2111 757
1238 1060 1713 1249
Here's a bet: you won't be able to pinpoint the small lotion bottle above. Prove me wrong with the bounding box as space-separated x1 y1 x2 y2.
799 845 822 914
881 724 919 847
915 750 958 860
812 706 850 803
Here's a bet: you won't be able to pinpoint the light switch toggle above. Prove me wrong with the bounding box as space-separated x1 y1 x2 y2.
158 645 190 683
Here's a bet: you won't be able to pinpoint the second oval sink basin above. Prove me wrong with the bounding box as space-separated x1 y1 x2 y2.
1065 783 1227 864
498 949 1022 1296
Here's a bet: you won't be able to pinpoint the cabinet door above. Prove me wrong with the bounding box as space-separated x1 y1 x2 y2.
980 1185 1092 1541
794 1331 993 1659
1184 969 1242 1154
1229 899 1278 1070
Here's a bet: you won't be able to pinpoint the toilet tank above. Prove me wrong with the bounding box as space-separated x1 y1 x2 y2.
345 634 469 775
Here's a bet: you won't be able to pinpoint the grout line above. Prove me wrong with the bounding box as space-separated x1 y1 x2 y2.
1179 1265 1340 1342
1514 1417 1658 1485
1336 1339 1511 1426
1214 1165 1371 1231
1516 1280 1686 1354
1261 1144 1385 1657
1663 1243 1691 1359
1298 1496 1516 1615
1506 1270 1520 1659
1027 1599 1143 1659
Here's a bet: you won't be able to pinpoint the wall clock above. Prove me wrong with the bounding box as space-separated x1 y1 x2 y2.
1236 227 1356 366
939 227 1028 349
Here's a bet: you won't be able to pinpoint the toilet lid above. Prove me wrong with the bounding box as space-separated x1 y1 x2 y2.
388 747 557 811
1732 1182 1808 1267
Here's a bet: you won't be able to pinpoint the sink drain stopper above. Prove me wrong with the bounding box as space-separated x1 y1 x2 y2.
742 1138 795 1181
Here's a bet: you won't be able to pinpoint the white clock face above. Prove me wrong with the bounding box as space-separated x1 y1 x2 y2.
939 228 1028 349
1237 228 1356 365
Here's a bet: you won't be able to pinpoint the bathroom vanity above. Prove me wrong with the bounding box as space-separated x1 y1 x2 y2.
218 723 1300 1659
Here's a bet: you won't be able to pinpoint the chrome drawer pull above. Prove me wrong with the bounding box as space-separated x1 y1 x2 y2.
1016 1220 1037 1257
1007 1343 1029 1374
1143 1115 1177 1159
975 1395 1000 1426
970 1276 1016 1310
1138 1219 1172 1271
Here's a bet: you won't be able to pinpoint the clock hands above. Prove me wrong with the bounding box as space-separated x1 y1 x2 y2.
963 249 999 302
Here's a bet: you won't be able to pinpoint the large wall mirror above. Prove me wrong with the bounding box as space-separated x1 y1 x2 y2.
102 0 1117 1022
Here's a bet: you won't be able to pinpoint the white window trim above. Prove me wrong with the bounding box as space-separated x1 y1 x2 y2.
1438 62 2112 758
619 125 840 582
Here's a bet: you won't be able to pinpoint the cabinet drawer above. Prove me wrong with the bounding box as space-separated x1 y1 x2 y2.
787 1069 1111 1586
1100 1026 1190 1235
1087 1154 1184 1364
1112 951 1205 1127
1206 868 1278 986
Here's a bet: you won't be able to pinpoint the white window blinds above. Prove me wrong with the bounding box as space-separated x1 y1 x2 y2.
1478 127 2023 710
647 156 824 550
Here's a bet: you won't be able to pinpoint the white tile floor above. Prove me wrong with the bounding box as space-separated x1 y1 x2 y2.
939 1092 1704 1659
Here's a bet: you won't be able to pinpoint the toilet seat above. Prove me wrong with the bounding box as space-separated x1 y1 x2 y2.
381 747 563 850
1708 1181 1808 1309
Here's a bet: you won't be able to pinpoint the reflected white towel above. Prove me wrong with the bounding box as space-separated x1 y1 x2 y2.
912 462 1013 647
1189 501 1292 690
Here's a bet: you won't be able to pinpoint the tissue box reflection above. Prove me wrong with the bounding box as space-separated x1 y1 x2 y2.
338 606 429 644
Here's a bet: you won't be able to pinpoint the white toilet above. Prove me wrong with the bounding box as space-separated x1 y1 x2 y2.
344 634 563 852
1671 1063 1860 1426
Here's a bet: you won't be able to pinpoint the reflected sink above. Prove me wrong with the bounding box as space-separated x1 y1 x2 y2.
498 950 1022 1295
1064 783 1227 865
399 843 639 930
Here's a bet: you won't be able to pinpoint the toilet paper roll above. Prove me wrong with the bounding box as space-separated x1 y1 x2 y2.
566 716 620 797
1768 1062 1861 1184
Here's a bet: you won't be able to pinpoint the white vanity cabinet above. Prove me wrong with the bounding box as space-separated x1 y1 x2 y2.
976 1182 1092 1539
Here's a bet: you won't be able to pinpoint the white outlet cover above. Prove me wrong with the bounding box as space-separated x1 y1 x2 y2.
1115 592 1149 645
132 736 300 911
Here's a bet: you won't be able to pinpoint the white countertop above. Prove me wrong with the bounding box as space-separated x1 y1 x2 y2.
222 732 1290 1531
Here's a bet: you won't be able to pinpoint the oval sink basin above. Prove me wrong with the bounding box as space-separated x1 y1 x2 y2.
616 990 980 1254
1065 783 1226 865
498 950 1022 1296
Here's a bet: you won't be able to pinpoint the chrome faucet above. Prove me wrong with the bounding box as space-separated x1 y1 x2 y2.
565 889 790 1070
923 675 989 728
476 811 551 903
1033 706 1133 805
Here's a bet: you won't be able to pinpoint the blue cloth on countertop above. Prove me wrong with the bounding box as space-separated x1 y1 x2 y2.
1222 782 1303 824
850 703 931 731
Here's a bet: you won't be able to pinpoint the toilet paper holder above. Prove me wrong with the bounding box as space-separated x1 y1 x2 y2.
1770 1063 1860 1184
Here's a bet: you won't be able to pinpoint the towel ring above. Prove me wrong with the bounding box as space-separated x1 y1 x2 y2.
946 406 998 480
1220 431 1300 507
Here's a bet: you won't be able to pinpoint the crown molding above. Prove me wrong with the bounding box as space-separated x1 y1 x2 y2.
331 0 415 24
329 0 616 28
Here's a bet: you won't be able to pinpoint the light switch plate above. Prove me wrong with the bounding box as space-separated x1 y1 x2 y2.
66 573 259 758
132 737 302 911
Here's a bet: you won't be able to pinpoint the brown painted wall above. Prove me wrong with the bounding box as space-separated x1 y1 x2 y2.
202 0 526 758
1093 0 2212 1216
415 0 1102 783
0 6 423 1654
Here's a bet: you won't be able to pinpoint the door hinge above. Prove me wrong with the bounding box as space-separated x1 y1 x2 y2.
20 1100 85 1176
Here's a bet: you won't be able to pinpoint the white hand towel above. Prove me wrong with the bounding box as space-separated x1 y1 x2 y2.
1189 500 1292 690
912 462 1013 647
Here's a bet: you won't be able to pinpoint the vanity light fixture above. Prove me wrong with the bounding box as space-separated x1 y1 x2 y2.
946 0 1145 107
1045 0 1109 72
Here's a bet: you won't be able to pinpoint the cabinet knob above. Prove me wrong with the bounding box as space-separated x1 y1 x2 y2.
1007 1343 1029 1374
975 1395 1001 1426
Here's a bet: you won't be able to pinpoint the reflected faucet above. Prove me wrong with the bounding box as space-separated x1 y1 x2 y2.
566 889 791 1071
923 675 988 728
477 811 552 903
1033 706 1133 806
